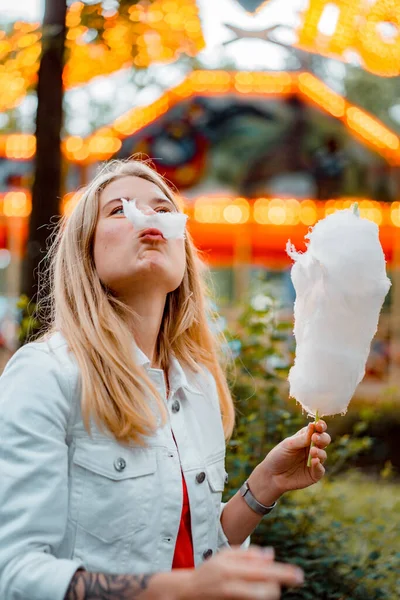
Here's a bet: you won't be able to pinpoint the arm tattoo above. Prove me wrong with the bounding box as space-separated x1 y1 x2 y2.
64 569 154 600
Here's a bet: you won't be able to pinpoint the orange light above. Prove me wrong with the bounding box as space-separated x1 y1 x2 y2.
61 191 82 217
297 0 400 77
2 70 400 166
5 134 36 159
298 72 346 117
346 106 400 154
299 200 318 226
234 72 293 94
253 198 301 225
357 0 400 77
358 199 383 225
390 202 400 227
0 0 205 113
267 200 287 225
194 202 221 223
3 191 31 217
65 136 84 154
223 198 250 224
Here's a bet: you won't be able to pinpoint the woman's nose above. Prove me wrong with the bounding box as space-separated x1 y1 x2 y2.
140 205 156 216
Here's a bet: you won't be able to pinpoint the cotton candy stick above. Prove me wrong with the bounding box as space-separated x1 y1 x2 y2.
286 203 391 466
122 198 188 239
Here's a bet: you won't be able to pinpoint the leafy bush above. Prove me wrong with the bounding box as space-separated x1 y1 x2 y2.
326 398 400 474
249 473 400 600
222 287 400 599
16 294 42 346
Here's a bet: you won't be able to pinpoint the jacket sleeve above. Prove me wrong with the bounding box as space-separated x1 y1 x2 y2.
200 370 251 552
0 344 84 600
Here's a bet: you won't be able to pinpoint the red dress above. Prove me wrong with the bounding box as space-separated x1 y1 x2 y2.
172 473 195 569
168 371 194 569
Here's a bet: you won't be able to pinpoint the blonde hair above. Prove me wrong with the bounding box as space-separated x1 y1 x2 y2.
39 158 235 445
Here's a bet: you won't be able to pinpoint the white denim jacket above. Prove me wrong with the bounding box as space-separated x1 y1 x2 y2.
0 331 239 600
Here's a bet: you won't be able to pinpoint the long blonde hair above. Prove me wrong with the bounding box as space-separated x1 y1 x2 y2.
39 158 235 445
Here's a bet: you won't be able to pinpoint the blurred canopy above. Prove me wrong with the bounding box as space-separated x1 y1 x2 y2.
0 0 205 113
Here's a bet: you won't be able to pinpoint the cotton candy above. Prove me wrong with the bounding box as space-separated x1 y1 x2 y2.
122 198 188 239
286 207 391 418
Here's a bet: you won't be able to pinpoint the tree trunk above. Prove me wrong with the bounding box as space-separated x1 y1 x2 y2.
21 0 66 299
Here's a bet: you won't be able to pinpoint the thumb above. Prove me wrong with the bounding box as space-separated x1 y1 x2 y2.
286 423 314 450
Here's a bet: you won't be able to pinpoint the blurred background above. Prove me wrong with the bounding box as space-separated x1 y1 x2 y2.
0 1 399 597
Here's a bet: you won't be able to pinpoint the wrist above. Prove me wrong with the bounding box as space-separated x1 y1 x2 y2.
148 570 193 600
247 464 283 507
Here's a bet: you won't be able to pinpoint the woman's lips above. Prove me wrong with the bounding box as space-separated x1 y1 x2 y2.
139 228 165 241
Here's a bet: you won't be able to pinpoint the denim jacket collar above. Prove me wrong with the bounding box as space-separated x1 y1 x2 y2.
133 343 201 395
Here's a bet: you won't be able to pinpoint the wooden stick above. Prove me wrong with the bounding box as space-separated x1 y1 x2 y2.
307 409 320 468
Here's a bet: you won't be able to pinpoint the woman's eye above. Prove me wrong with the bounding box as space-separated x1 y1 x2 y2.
156 208 171 214
111 206 124 215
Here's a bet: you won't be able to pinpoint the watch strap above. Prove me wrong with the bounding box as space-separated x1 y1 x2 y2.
240 480 277 516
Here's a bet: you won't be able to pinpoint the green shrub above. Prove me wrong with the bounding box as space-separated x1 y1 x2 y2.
222 287 400 599
250 473 400 600
16 294 42 346
326 399 400 475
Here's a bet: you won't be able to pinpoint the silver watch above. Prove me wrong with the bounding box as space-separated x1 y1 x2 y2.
239 480 277 516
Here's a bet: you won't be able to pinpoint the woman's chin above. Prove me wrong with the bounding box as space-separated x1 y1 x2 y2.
132 254 181 284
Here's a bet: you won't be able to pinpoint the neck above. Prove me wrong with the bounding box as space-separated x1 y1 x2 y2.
124 290 167 367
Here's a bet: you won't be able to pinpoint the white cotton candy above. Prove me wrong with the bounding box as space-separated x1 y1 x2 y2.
122 198 188 239
286 207 391 418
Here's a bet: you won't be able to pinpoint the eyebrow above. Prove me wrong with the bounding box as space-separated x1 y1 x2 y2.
103 197 176 211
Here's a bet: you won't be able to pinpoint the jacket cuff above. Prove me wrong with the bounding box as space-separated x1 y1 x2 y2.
11 557 85 600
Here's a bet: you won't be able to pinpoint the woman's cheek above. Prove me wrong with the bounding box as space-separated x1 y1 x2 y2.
103 221 133 249
94 221 131 272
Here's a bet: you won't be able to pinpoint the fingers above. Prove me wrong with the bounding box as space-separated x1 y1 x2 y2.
233 561 304 587
311 431 331 449
310 445 327 464
209 548 304 600
221 581 281 600
310 456 325 479
226 546 275 561
315 419 327 433
220 562 304 599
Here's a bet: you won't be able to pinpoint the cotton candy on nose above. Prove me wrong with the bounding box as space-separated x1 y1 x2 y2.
122 198 188 240
141 206 156 216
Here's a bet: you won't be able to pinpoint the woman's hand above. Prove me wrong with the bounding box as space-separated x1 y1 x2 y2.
250 420 331 501
176 546 304 600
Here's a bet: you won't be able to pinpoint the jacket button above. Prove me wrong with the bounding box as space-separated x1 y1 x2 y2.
203 549 213 560
114 457 126 472
171 400 180 413
196 471 206 484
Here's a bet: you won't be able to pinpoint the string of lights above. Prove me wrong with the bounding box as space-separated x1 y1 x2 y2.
1 190 399 229
297 0 400 77
1 0 400 115
1 71 399 165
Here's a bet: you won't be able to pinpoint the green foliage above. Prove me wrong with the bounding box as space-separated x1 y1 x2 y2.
343 66 400 134
16 294 42 346
327 398 400 475
250 473 400 600
223 287 399 599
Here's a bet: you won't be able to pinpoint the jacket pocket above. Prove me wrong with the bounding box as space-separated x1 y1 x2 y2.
71 440 157 543
206 461 227 493
205 450 227 493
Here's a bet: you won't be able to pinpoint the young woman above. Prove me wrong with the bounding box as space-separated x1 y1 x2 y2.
0 159 331 600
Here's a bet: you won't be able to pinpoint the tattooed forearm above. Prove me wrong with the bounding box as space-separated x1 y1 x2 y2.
64 569 154 600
